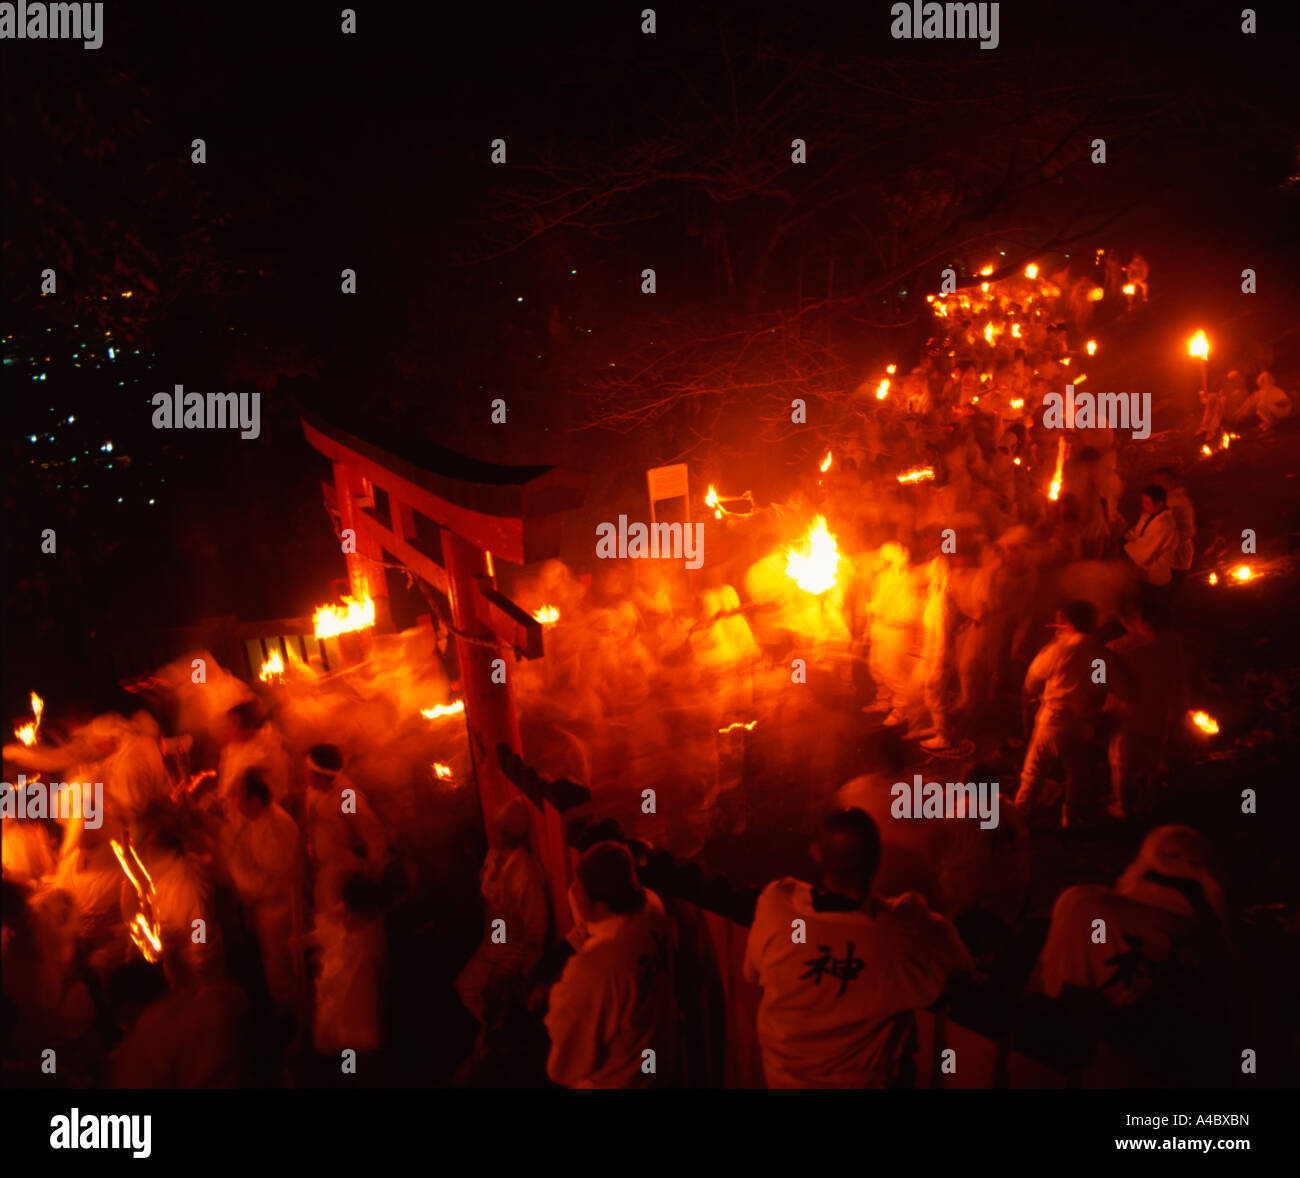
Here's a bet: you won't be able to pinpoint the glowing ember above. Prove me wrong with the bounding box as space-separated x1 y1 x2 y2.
1048 437 1066 502
313 592 376 639
1087 287 1104 302
1189 710 1220 736
820 451 833 473
886 364 897 375
1232 565 1252 582
1122 283 1136 296
1013 456 1022 465
785 516 840 595
979 264 994 276
421 700 466 720
896 466 936 485
1201 444 1213 457
718 720 757 734
1010 398 1025 410
1024 263 1039 279
1187 330 1209 360
1085 339 1098 356
876 379 890 400
111 835 162 963
432 762 454 781
259 649 285 683
533 604 560 625
1208 572 1218 585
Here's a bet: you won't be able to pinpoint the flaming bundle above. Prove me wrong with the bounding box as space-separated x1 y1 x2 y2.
1048 437 1066 502
432 762 454 781
1188 710 1220 736
896 466 935 485
705 485 755 520
313 592 376 639
1187 330 1209 360
533 605 560 625
111 834 163 963
421 700 466 720
718 720 757 734
785 516 840 596
259 649 285 683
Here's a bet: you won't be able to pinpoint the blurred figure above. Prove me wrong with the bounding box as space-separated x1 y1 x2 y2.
220 770 303 1009
141 817 223 984
1104 601 1189 820
304 744 387 913
867 543 921 727
308 872 387 1059
544 842 672 1088
1148 469 1195 592
1015 600 1111 828
1253 371 1293 431
1125 252 1149 302
456 798 550 1055
216 701 290 809
744 808 972 1088
1031 826 1231 1082
918 556 961 751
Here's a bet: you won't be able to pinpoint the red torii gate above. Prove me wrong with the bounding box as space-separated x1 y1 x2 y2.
300 411 589 925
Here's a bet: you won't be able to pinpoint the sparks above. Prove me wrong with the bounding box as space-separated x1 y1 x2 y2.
785 516 840 595
111 835 162 962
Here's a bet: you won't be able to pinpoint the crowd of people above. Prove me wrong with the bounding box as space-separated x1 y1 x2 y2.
3 249 1290 1088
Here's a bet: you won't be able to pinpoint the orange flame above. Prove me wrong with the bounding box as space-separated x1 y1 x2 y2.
1122 283 1136 296
1232 565 1252 582
533 604 560 625
876 379 890 400
896 466 936 485
717 720 758 734
421 700 466 720
1024 263 1039 279
1188 330 1209 360
1048 437 1066 502
1087 287 1104 302
1010 398 1025 410
259 650 285 683
1208 572 1218 585
1085 339 1098 356
785 516 840 595
819 451 833 474
886 364 897 375
432 762 454 781
313 593 376 639
111 835 162 962
14 692 43 747
1189 710 1219 736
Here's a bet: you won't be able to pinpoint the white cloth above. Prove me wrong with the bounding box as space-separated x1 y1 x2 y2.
313 914 385 1052
1124 509 1179 586
1023 630 1109 724
545 889 672 1088
743 879 972 1088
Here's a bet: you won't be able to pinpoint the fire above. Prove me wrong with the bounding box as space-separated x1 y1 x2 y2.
421 700 466 720
1048 437 1066 502
886 364 897 375
432 762 454 781
1013 456 1022 465
820 451 833 473
533 604 560 625
1232 565 1251 582
896 466 935 484
876 379 890 400
979 264 994 276
1188 330 1209 360
1219 432 1239 451
1024 263 1039 279
1087 287 1104 302
1010 398 1025 410
1208 572 1218 585
1201 444 1212 457
1189 710 1220 736
1085 339 1098 356
1122 283 1136 296
259 649 285 683
14 691 43 746
981 282 990 294
718 720 757 734
785 516 840 595
111 835 162 963
313 592 376 639
1011 323 1022 339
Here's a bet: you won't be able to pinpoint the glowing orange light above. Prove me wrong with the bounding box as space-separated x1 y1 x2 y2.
111 836 162 962
421 700 466 720
1013 456 1022 465
820 451 832 473
259 649 285 683
785 516 840 595
981 282 990 294
533 604 560 625
1088 287 1104 302
1208 572 1218 584
1232 565 1252 582
896 466 936 485
1122 283 1136 296
1024 263 1039 279
15 691 43 746
432 762 454 781
1011 323 1022 339
876 379 890 400
1048 437 1066 502
979 264 994 276
886 364 897 375
1010 398 1025 410
313 593 376 639
1085 339 1098 356
1189 710 1219 736
1201 444 1213 457
717 720 758 734
1188 330 1209 361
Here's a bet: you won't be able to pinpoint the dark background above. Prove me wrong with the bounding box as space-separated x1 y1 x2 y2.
5 0 1299 712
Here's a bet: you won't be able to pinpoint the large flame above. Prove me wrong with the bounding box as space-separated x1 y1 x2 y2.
14 691 43 747
313 593 376 639
533 604 560 625
432 762 454 781
876 379 890 400
1232 565 1252 582
1188 330 1209 360
1024 263 1039 279
785 516 840 595
111 835 162 963
1189 710 1219 736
